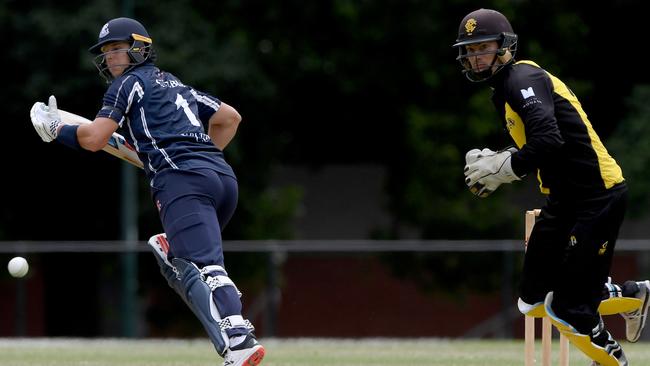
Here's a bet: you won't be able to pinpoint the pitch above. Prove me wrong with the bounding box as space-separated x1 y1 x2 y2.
1 338 649 365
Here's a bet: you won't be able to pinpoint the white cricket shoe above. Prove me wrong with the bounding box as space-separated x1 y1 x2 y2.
621 280 650 343
223 334 265 366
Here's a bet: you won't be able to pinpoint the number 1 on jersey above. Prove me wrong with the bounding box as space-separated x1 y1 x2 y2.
175 93 201 127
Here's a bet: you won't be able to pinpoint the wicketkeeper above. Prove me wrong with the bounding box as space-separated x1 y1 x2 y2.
453 8 650 366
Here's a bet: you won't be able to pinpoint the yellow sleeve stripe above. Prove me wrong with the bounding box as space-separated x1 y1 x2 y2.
546 73 624 188
504 103 548 194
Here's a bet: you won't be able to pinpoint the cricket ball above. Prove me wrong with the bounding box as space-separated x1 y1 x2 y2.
8 256 29 278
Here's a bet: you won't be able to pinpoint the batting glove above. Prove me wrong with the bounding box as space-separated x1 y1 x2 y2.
464 147 520 198
30 95 62 142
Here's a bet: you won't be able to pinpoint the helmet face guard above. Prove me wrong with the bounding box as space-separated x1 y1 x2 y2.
452 9 518 82
92 36 153 82
90 18 154 82
455 33 518 82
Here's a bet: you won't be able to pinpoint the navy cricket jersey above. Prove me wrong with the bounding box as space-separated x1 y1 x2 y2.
96 63 235 182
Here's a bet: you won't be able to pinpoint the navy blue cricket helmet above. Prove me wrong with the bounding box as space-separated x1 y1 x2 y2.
90 17 155 81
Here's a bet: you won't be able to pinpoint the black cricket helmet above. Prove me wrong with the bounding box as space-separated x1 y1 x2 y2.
89 17 154 82
452 9 518 82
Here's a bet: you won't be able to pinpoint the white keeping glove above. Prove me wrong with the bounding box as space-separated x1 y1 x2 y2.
464 147 520 198
464 148 499 197
30 95 62 142
465 148 497 165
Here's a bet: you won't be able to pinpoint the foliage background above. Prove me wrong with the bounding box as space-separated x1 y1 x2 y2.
2 0 650 337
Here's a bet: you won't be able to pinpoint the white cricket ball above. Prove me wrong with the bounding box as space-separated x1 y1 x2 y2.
8 257 29 278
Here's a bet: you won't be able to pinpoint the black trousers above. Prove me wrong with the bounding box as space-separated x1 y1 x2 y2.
520 184 628 334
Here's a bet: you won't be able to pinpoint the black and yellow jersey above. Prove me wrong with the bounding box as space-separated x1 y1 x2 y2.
490 60 624 200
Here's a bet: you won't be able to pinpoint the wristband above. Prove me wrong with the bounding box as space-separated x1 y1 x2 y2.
56 125 81 150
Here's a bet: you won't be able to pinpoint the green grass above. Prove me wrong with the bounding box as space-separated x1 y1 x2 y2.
1 338 649 365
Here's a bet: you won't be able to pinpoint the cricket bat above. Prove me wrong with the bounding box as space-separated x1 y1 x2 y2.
58 109 144 169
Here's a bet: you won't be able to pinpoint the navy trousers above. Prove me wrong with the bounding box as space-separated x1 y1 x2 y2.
151 168 238 267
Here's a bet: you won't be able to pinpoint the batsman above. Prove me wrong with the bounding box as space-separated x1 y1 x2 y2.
454 8 650 366
29 17 264 366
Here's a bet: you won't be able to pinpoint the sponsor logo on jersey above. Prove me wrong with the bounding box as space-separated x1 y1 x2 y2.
522 98 542 109
520 87 542 109
599 241 609 256
520 87 535 99
181 132 211 143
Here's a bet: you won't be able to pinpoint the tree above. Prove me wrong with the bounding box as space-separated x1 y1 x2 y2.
607 85 650 217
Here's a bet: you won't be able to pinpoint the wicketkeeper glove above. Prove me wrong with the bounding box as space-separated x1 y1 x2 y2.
30 95 62 142
465 148 497 165
464 147 521 198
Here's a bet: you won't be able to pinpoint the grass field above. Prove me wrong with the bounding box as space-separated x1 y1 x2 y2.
1 338 649 365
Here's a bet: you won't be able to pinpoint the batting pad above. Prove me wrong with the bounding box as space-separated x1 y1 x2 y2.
173 257 230 355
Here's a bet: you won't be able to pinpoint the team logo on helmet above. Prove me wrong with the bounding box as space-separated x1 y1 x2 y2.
99 23 110 38
464 18 477 35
